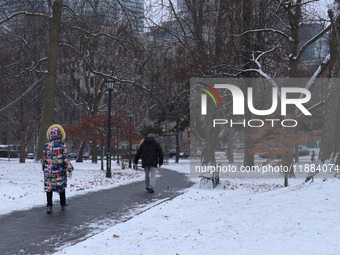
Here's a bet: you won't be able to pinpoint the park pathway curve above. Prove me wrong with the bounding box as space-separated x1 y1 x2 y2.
0 168 193 255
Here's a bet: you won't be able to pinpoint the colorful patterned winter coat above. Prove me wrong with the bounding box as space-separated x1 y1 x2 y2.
42 126 73 192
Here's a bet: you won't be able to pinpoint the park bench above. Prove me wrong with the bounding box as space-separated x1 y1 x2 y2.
199 169 219 189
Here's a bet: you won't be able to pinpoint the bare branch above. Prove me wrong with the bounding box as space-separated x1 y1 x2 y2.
59 42 165 108
170 88 190 105
297 100 325 119
295 24 331 62
0 11 49 26
240 46 281 89
0 32 28 45
235 29 291 42
67 26 146 59
304 54 330 92
0 74 49 113
62 4 88 29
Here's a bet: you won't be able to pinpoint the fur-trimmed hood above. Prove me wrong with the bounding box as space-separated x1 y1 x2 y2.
47 124 66 141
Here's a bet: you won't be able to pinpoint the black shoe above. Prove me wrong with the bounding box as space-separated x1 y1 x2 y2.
146 187 154 193
47 206 53 214
61 200 69 210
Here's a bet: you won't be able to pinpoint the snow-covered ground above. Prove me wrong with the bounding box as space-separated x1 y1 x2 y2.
1 157 340 255
0 158 144 215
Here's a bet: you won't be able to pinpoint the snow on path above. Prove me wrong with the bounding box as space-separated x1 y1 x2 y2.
1 158 340 255
0 159 144 216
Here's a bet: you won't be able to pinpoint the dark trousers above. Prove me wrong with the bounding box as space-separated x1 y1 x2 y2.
46 190 66 207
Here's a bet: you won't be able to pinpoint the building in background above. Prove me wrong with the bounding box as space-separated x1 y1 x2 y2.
119 0 144 32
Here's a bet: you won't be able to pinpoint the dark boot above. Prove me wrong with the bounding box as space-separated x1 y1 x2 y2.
146 186 154 193
61 200 69 210
47 206 53 214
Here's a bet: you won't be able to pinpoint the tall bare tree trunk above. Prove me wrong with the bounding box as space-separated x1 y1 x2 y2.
228 128 234 163
91 143 98 164
319 13 340 166
242 0 255 168
76 140 86 162
19 96 26 163
36 0 63 160
282 1 302 186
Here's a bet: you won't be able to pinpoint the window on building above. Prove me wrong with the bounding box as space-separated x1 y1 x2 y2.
90 77 94 88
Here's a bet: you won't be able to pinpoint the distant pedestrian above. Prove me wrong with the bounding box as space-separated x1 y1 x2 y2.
311 150 315 163
42 124 74 214
134 134 164 193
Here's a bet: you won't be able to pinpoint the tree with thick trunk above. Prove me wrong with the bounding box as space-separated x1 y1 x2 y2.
36 0 63 160
319 12 340 166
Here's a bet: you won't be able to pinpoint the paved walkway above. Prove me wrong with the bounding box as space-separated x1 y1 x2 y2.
0 168 193 255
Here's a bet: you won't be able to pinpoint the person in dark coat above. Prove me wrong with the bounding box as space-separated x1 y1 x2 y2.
42 124 74 214
134 134 164 193
311 150 315 163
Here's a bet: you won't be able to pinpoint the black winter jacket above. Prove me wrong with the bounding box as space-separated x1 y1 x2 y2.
134 137 164 168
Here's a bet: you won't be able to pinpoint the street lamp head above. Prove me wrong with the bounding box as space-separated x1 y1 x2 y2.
129 111 133 119
106 78 115 90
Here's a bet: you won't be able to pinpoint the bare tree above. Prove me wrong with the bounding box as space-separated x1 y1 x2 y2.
0 1 49 162
36 0 63 160
1 0 170 163
319 9 340 166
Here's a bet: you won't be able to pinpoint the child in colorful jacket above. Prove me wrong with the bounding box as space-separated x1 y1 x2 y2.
42 124 73 214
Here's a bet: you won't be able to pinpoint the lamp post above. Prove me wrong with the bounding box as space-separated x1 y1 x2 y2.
106 78 115 178
128 111 133 168
116 127 119 164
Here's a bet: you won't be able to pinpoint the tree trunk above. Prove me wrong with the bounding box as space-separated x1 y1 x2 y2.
19 96 26 163
294 143 299 163
244 124 255 167
101 146 104 170
319 82 340 165
91 143 98 164
284 173 289 187
175 119 180 163
228 128 234 163
35 0 63 160
319 14 340 165
19 134 26 163
76 140 86 162
116 130 120 164
215 0 226 59
281 1 302 186
201 115 218 166
241 0 255 168
175 131 180 163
